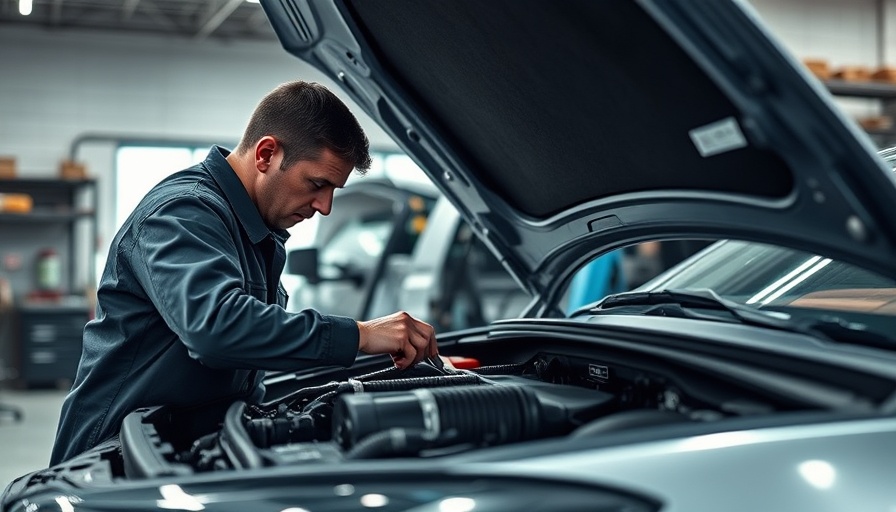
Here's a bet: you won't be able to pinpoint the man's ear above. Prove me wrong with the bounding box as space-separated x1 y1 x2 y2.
255 136 278 172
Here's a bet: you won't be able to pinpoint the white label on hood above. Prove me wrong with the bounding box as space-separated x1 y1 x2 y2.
689 117 748 157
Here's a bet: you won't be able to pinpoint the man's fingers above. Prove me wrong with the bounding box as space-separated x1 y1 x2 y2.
362 311 438 369
409 332 429 366
403 328 433 368
391 352 410 370
428 329 439 359
397 342 418 369
407 317 438 359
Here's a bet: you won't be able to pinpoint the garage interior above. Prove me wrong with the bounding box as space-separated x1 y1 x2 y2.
1 0 896 486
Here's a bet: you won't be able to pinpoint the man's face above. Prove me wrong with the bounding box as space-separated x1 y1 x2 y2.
258 146 354 230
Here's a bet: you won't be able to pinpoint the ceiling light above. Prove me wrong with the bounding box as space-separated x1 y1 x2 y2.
246 0 260 3
19 0 32 16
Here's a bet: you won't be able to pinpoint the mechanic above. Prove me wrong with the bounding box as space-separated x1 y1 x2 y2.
50 81 438 464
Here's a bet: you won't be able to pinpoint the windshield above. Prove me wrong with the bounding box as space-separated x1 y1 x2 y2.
628 147 896 319
639 240 896 316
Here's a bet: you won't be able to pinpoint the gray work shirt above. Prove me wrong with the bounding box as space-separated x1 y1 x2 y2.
50 146 359 464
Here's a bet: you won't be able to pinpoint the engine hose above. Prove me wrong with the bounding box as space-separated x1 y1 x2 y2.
345 428 433 459
245 414 318 447
297 375 483 421
336 374 482 394
333 385 544 449
284 364 475 410
356 366 405 381
428 386 542 444
286 367 462 411
283 381 341 408
473 363 526 376
356 362 453 381
220 401 264 470
245 417 276 447
301 391 338 415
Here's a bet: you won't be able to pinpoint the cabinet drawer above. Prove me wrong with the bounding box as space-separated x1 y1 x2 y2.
17 308 88 386
22 347 81 384
23 315 85 336
21 312 86 343
26 323 83 344
27 347 80 365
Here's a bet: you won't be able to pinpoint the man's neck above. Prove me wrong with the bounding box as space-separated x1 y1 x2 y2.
226 151 257 205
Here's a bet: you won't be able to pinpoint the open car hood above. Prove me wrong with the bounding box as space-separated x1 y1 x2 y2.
261 0 896 304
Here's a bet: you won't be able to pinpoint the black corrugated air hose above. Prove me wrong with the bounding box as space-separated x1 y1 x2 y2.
334 385 545 452
472 363 527 376
345 428 434 459
220 401 264 469
336 374 482 394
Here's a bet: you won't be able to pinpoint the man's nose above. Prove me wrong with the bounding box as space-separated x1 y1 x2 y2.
312 190 334 216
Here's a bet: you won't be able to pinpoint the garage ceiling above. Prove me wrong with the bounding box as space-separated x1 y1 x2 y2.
0 0 275 41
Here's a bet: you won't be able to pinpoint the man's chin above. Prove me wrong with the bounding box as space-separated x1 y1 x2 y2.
281 213 310 229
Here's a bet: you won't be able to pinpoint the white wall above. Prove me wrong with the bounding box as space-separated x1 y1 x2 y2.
749 0 896 118
750 0 896 67
0 25 397 289
0 26 396 174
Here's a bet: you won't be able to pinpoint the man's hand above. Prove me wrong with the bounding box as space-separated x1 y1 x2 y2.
357 311 437 369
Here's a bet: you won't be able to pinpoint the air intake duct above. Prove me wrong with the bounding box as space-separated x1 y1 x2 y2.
332 382 612 451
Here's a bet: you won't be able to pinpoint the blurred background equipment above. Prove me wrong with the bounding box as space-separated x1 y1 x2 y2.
0 176 97 389
0 157 17 179
0 275 23 423
0 193 33 213
34 248 62 300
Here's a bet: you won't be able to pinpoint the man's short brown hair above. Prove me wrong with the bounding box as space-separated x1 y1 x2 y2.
236 81 372 173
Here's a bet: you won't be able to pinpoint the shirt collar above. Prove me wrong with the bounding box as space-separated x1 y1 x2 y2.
203 145 290 245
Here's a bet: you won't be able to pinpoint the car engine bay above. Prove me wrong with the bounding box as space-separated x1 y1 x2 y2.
116 352 708 478
92 337 859 481
12 324 895 493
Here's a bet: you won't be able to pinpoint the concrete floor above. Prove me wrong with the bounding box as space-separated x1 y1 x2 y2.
0 389 67 489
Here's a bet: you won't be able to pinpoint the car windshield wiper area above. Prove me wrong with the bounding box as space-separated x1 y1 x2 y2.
591 289 896 350
592 289 794 327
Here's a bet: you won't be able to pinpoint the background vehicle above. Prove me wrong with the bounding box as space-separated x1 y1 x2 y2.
285 187 663 334
394 197 534 332
283 181 534 332
283 176 438 320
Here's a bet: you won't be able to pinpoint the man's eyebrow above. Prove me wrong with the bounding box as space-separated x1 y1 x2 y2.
314 176 339 188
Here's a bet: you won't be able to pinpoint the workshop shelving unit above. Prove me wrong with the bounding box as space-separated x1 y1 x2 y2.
0 178 97 388
824 79 896 147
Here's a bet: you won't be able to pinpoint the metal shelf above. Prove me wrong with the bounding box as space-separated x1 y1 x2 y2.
0 210 96 223
0 178 98 299
0 178 96 192
823 80 896 145
824 79 896 99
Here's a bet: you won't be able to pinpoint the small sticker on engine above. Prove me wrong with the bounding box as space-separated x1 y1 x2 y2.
588 364 609 380
689 117 748 157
